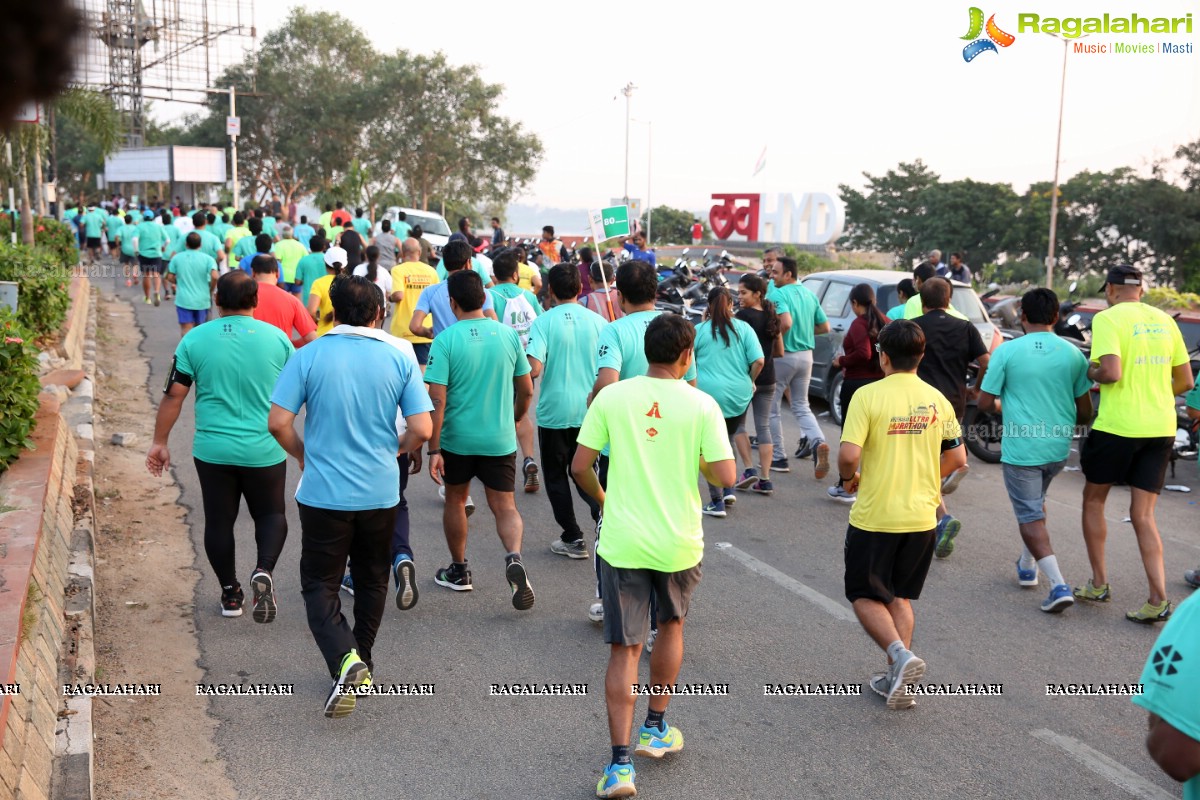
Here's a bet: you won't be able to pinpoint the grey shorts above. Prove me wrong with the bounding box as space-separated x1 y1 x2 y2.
599 557 701 646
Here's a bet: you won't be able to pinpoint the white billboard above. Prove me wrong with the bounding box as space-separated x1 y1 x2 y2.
172 147 227 183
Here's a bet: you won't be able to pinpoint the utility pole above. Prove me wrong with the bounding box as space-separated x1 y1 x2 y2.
621 82 636 206
1044 33 1084 289
230 86 239 209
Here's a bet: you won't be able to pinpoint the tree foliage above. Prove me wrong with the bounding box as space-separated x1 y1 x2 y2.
641 206 702 245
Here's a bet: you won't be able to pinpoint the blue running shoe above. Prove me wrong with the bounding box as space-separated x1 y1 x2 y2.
934 516 961 559
394 555 417 611
340 573 355 596
1016 559 1039 587
596 762 636 798
702 500 726 518
1042 584 1074 614
634 723 684 759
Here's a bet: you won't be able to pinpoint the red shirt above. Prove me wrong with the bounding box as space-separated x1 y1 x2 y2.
839 313 885 380
691 223 702 239
253 281 316 346
330 209 352 228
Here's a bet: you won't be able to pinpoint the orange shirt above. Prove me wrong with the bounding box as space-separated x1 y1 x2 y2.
252 281 316 346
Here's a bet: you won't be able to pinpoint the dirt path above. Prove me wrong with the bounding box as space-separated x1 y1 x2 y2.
91 292 236 800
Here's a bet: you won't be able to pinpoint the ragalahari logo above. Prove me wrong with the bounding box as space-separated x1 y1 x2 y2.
962 7 1016 61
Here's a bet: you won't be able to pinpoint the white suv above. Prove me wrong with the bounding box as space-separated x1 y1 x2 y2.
376 207 453 251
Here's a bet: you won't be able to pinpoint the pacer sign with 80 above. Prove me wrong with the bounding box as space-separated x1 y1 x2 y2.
588 204 631 243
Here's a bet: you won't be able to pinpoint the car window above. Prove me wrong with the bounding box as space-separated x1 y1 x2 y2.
951 287 987 323
801 278 826 300
821 281 854 319
405 213 452 237
875 285 897 311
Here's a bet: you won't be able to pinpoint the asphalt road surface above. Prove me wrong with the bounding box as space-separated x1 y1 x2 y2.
99 276 1199 800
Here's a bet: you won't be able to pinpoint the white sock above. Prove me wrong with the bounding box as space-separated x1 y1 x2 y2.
1018 546 1037 571
886 640 908 663
1038 555 1065 587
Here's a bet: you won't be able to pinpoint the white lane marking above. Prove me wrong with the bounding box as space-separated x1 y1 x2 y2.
714 543 856 622
1030 728 1174 800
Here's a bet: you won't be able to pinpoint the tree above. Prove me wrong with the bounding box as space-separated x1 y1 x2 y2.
915 179 1020 270
641 206 701 245
50 88 123 206
838 160 940 262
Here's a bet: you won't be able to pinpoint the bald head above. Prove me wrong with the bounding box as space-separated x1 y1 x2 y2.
401 238 422 261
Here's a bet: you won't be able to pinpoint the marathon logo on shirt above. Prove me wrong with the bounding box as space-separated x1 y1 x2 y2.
1132 321 1168 337
887 403 942 436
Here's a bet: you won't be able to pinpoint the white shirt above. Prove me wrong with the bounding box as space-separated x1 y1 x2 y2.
352 263 393 301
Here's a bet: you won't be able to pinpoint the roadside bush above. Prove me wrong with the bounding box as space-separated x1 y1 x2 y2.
0 244 71 339
0 216 79 268
775 245 839 274
0 309 41 473
1145 287 1200 311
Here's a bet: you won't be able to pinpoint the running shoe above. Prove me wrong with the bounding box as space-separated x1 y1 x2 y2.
645 628 657 655
144 296 152 305
393 555 418 611
1041 584 1074 613
751 479 774 495
813 441 830 480
702 500 727 518
635 723 683 758
523 458 541 493
323 650 371 719
770 459 790 473
941 465 970 496
868 671 918 708
1072 579 1110 602
1184 569 1200 589
736 468 760 490
437 484 475 517
505 557 535 610
826 485 856 504
551 538 589 559
434 563 473 592
589 602 604 623
794 437 813 459
881 650 925 711
748 435 758 446
153 292 160 307
220 584 244 618
934 516 961 559
723 490 737 505
340 573 355 596
1016 559 1040 587
596 762 636 798
250 570 276 624
1126 600 1171 624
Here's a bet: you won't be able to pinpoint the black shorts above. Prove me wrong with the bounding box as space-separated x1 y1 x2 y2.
442 450 516 492
1080 429 1173 493
119 253 137 266
844 525 936 604
86 237 102 249
598 556 701 646
138 255 164 273
723 408 747 437
412 343 430 366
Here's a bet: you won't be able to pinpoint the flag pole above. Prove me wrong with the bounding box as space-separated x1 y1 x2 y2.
588 210 617 320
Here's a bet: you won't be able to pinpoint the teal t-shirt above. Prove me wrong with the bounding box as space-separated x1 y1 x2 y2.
1132 591 1200 800
168 250 217 311
232 235 258 261
694 318 765 418
352 217 372 238
1187 386 1200 412
173 314 294 467
526 302 608 429
980 332 1091 466
295 252 328 305
117 224 139 256
83 211 104 238
767 282 827 352
424 318 531 456
105 214 124 242
596 310 697 382
491 283 542 345
210 221 231 244
195 230 224 263
262 216 278 238
886 304 906 322
436 257 491 286
135 222 166 258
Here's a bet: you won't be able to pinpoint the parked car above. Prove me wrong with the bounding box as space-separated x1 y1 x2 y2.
799 269 1001 425
376 207 453 253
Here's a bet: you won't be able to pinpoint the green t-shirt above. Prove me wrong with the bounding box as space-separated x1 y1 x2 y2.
595 309 697 382
526 303 608 429
272 238 307 283
168 250 217 311
885 304 906 322
261 216 278 238
424 317 532 456
767 282 827 352
173 314 294 467
352 217 372 238
490 283 542 345
105 214 124 242
194 230 224 263
117 224 139 256
83 211 104 238
232 235 260 261
903 294 968 322
979 332 1091 466
1132 590 1200 800
295 252 328 305
226 226 251 252
579 376 733 572
1091 301 1189 438
135 222 166 258
63 207 79 222
694 318 765 418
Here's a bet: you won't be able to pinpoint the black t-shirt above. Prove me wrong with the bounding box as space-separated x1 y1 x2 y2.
340 230 364 267
914 310 987 420
736 307 776 387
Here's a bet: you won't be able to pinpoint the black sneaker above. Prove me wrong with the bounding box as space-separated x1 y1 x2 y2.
220 584 244 617
394 556 418 611
434 562 473 592
770 459 790 473
505 556 535 611
250 570 276 623
795 437 814 459
523 458 541 493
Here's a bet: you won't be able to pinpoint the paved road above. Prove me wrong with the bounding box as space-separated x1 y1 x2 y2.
99 276 1199 800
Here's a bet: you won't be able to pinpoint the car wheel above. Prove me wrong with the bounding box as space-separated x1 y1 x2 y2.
827 371 845 426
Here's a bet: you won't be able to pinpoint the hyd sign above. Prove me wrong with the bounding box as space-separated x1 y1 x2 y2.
1017 13 1192 37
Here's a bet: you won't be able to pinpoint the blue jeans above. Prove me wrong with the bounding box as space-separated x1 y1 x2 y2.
1001 461 1065 524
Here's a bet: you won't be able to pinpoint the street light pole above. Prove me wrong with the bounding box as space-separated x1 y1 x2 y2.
1045 33 1080 289
229 86 239 210
633 118 653 243
621 82 636 206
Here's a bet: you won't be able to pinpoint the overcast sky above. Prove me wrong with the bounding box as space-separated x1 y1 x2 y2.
156 0 1200 211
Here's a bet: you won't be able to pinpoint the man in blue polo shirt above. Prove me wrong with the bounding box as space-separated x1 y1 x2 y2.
409 239 497 338
269 275 433 719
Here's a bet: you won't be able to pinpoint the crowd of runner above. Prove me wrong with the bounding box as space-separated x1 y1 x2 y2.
71 197 1199 799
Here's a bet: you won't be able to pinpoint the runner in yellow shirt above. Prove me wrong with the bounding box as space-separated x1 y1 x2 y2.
306 246 347 336
389 239 440 369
